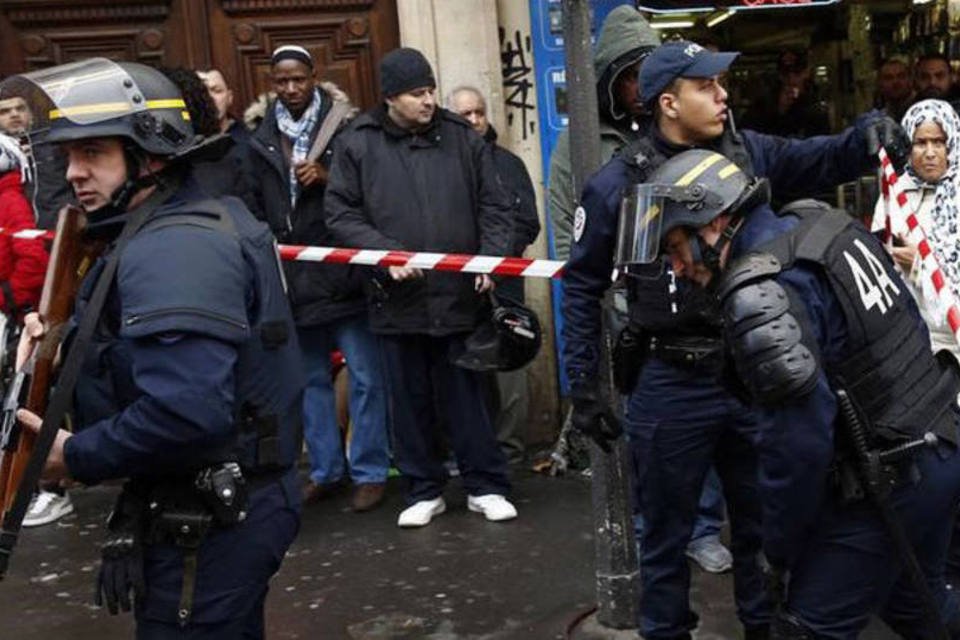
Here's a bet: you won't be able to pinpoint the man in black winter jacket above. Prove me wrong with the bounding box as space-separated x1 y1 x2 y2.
447 85 539 465
325 47 517 527
243 45 389 513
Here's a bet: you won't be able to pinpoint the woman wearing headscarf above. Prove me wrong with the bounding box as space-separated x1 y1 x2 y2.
873 98 960 363
874 98 960 590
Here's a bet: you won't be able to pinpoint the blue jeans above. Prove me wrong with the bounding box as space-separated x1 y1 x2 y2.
299 315 389 485
632 465 725 543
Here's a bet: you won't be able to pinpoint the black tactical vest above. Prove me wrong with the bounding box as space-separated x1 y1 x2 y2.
619 126 755 335
760 200 959 445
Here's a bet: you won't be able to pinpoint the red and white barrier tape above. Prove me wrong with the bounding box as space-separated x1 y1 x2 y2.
0 228 53 241
276 245 565 279
879 147 960 344
0 227 566 279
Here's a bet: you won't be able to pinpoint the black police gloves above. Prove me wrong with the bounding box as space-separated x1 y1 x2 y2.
95 487 147 615
95 529 146 615
570 385 623 453
863 113 911 172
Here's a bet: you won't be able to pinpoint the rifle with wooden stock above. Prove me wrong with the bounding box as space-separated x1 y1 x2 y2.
0 204 102 578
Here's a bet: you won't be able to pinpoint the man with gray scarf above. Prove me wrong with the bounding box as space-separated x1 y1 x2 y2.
243 45 390 513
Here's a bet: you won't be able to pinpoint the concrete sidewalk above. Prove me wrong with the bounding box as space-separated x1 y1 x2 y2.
0 470 897 639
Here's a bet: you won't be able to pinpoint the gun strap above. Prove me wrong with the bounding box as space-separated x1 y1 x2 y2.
305 100 350 163
0 179 177 575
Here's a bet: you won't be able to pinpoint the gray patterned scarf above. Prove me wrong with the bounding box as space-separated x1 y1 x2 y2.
902 99 960 313
275 88 322 207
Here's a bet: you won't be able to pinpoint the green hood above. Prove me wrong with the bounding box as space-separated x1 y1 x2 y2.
594 5 660 78
593 5 660 125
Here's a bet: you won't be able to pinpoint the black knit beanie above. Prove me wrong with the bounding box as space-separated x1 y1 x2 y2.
380 47 436 97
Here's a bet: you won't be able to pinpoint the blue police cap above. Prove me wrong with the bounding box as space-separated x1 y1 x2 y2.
639 41 739 104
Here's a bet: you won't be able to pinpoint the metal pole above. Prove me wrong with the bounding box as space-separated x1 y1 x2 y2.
561 0 638 629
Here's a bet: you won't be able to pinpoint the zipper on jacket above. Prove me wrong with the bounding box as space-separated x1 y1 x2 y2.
125 308 248 331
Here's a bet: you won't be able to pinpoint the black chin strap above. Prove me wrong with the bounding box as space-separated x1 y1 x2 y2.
97 146 165 217
698 213 744 279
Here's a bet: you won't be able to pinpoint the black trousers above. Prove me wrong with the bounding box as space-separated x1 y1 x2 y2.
380 333 510 504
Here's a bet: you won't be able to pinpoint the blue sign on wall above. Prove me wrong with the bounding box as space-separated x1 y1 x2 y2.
529 0 633 191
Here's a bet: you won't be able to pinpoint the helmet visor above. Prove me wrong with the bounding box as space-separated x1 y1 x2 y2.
615 184 666 266
0 58 163 137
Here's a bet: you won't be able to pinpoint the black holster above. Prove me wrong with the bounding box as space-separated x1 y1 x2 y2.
143 463 250 627
612 326 645 395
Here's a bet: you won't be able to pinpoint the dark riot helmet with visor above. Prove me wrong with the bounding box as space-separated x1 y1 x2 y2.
614 149 769 277
0 58 196 210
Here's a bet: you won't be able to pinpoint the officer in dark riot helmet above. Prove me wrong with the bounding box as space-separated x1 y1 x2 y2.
646 148 960 639
562 39 912 640
2 58 304 638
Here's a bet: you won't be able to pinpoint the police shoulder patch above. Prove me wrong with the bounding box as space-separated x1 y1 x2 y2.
573 206 586 243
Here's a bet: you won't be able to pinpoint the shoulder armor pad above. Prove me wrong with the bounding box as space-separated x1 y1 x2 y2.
716 252 782 302
118 221 249 343
723 279 819 405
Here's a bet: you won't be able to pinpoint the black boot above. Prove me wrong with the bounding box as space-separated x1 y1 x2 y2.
770 613 815 639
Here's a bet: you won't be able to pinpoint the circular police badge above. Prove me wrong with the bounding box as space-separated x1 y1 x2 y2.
573 206 586 243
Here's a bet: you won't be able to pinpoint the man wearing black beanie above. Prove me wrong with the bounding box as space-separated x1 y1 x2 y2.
325 47 518 528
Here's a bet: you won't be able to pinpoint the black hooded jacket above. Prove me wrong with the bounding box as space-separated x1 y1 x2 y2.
324 105 513 335
242 87 365 327
484 125 539 301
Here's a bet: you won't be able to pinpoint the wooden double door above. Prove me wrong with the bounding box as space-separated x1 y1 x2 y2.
0 0 400 113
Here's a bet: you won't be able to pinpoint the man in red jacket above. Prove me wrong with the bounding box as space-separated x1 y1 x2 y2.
0 132 58 526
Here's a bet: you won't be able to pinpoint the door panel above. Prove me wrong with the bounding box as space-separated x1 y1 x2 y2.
206 0 398 112
0 0 399 113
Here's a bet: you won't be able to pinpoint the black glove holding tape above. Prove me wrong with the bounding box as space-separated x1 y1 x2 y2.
862 111 911 172
570 384 623 453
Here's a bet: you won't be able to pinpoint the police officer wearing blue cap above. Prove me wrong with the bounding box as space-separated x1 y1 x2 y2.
562 40 910 639
5 58 304 638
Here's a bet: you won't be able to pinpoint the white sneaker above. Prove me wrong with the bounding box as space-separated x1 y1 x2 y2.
397 497 446 528
686 535 733 574
23 491 74 527
467 494 517 522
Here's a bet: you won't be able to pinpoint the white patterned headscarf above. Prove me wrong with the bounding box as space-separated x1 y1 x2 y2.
0 133 29 184
901 99 960 314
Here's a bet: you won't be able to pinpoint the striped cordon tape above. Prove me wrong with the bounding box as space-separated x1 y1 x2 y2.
879 147 960 343
277 245 565 279
0 228 567 279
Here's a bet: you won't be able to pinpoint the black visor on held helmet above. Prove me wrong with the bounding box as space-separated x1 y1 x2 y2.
453 294 542 373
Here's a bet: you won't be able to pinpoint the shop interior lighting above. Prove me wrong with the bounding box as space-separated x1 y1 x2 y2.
706 10 735 28
651 18 696 29
912 0 935 4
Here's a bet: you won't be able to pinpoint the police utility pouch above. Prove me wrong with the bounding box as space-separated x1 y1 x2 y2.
194 462 249 526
